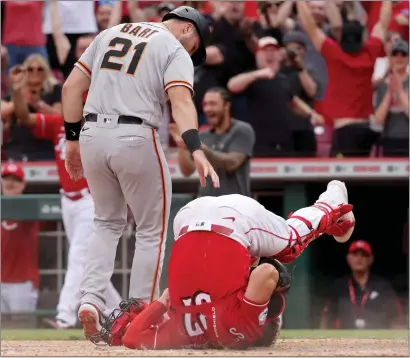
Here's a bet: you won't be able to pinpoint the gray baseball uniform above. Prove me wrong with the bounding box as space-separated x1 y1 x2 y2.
75 22 194 308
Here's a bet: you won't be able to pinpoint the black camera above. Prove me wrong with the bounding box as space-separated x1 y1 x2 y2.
286 48 298 60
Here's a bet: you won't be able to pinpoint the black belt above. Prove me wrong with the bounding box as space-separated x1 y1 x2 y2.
85 114 143 125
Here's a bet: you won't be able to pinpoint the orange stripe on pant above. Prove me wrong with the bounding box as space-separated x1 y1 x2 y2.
150 129 167 303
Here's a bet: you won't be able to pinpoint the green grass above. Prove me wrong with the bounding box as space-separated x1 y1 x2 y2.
1 329 408 341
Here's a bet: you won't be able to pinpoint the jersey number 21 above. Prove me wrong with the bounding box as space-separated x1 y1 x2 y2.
100 37 147 75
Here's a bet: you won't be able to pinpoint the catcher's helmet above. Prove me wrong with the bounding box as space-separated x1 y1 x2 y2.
162 6 211 66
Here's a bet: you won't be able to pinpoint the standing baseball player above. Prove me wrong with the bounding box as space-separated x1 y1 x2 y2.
9 66 122 329
61 6 220 340
90 180 355 349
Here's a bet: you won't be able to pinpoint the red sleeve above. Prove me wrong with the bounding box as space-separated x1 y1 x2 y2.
360 1 373 13
365 37 385 61
122 301 192 350
32 113 63 141
320 37 343 61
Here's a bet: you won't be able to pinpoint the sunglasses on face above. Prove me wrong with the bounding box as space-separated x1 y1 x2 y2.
27 66 44 72
392 51 408 57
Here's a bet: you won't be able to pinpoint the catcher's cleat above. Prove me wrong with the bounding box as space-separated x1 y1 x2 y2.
78 303 105 345
323 180 355 243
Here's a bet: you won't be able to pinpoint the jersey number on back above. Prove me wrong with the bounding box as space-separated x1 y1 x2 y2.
182 292 211 337
100 37 147 75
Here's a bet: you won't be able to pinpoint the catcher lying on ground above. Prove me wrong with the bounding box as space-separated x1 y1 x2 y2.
79 181 355 349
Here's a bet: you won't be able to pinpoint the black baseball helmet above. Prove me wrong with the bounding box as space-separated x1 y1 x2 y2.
162 6 211 66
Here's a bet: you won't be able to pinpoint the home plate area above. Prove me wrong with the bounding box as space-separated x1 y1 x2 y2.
1 338 408 357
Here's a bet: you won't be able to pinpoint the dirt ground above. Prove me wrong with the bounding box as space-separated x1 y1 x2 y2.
1 338 408 357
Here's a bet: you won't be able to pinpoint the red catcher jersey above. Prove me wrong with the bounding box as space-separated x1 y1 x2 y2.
33 113 89 193
1 221 40 287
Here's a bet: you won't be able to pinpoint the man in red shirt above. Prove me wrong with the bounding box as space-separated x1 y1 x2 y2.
297 0 392 157
9 66 122 328
1 163 40 314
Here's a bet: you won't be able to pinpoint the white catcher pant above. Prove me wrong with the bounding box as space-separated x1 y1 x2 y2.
57 193 122 326
1 281 38 313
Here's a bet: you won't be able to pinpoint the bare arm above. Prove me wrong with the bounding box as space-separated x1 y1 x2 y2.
128 1 146 23
205 46 224 65
291 96 314 117
371 0 392 42
167 86 199 134
178 148 196 177
37 101 63 115
201 145 247 173
296 2 327 51
298 69 318 98
325 1 343 42
374 90 391 124
397 89 409 117
108 1 123 28
1 101 14 119
275 0 295 29
50 0 71 65
62 67 90 123
228 70 265 94
12 86 36 129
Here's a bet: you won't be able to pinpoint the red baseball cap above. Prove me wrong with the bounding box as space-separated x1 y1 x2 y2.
257 36 280 51
348 240 372 255
1 163 25 181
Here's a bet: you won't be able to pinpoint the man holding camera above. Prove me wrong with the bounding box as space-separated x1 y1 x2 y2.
281 31 321 157
228 36 323 158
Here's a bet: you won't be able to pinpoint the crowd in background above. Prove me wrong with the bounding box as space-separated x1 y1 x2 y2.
0 1 408 328
1 0 409 161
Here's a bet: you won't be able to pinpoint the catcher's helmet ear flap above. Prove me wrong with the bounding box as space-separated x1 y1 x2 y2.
162 6 211 66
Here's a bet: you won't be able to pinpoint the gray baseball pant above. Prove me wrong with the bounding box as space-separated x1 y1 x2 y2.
78 115 171 310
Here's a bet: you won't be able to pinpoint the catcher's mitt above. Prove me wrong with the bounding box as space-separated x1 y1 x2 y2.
257 257 294 291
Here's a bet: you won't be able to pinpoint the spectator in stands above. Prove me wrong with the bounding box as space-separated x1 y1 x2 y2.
23 54 62 115
203 1 258 120
2 56 61 161
292 1 340 100
96 0 114 33
157 3 176 20
193 14 218 125
172 87 255 197
321 240 404 329
373 31 403 88
228 36 323 158
253 1 296 45
297 0 392 157
43 0 98 78
374 40 409 157
362 1 409 42
2 1 47 69
281 31 321 157
1 163 39 315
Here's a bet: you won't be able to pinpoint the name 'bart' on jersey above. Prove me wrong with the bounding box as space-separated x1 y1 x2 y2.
74 22 194 129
